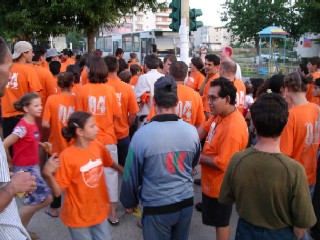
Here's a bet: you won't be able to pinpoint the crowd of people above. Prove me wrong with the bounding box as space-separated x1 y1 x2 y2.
0 36 320 240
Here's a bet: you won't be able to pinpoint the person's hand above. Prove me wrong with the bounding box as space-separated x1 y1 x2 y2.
40 142 52 152
43 153 60 177
10 171 37 194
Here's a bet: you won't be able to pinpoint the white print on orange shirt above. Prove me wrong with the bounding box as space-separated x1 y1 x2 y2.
236 91 245 108
7 73 19 89
176 101 192 123
88 96 106 115
206 121 216 143
58 105 75 124
305 120 320 145
116 92 122 106
80 159 104 188
186 77 195 84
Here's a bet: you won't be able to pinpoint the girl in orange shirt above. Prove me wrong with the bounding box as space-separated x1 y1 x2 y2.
43 111 123 240
185 57 205 91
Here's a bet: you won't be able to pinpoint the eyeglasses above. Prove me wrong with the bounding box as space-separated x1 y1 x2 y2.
207 95 221 101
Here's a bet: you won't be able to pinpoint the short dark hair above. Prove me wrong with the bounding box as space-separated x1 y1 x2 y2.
269 74 284 94
57 72 74 89
210 77 236 105
62 111 92 142
299 63 309 75
220 61 237 75
244 81 253 95
115 48 124 56
32 45 47 62
0 37 9 64
49 61 61 76
14 92 40 112
144 54 159 69
164 54 177 64
309 57 320 68
205 54 220 66
130 64 141 76
284 71 312 93
251 93 288 138
66 64 81 84
119 71 132 83
103 55 119 73
191 57 204 70
154 76 178 108
79 53 89 69
170 61 188 81
158 58 163 70
62 48 72 58
85 56 108 83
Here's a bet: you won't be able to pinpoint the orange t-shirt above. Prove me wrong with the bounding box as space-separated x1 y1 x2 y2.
185 71 205 91
147 84 205 126
31 65 56 110
306 72 320 104
80 70 88 85
60 58 74 73
106 76 139 139
76 83 121 145
55 140 113 227
128 62 140 67
130 75 139 86
233 79 246 114
2 63 43 118
201 111 248 198
41 60 49 70
202 73 220 113
43 93 76 155
280 103 320 185
72 83 82 95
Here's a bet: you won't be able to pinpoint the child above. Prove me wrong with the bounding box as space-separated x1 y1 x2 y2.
129 64 141 86
185 57 205 91
43 111 123 240
66 64 82 94
3 92 52 234
119 70 132 84
128 52 140 67
42 71 76 218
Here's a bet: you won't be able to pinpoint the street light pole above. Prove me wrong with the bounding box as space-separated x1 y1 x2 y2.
179 0 189 63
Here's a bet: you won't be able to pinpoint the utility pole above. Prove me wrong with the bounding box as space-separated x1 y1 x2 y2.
179 0 189 63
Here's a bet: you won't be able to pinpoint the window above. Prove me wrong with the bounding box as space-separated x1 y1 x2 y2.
133 34 140 52
105 37 112 52
122 34 132 52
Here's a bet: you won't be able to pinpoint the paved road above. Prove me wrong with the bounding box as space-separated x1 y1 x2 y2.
22 167 239 240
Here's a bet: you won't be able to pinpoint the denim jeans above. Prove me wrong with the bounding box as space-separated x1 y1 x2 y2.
235 218 296 240
68 219 112 240
142 206 193 240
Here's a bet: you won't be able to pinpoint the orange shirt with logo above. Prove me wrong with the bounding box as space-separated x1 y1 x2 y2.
147 84 205 126
76 83 121 145
31 65 56 110
55 140 113 227
106 76 139 139
43 93 76 155
202 73 220 113
280 103 320 185
185 71 205 91
201 111 248 198
2 63 43 118
233 79 246 114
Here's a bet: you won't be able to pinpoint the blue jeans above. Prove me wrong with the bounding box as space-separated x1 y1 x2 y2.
68 219 112 240
142 206 193 240
235 218 296 240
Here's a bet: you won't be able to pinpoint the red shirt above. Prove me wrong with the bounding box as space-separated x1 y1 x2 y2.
12 119 39 166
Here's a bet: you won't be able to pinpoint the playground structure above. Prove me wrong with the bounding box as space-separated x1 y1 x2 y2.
257 26 289 75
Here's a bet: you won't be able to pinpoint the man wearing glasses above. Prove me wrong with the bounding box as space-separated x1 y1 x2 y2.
197 77 248 240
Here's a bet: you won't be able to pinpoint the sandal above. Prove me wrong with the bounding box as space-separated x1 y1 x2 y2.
45 207 59 218
108 217 119 226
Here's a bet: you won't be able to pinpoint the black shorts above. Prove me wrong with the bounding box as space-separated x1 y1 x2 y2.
202 193 232 227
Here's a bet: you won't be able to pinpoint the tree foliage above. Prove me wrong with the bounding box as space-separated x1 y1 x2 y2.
0 0 166 52
221 0 304 53
297 0 320 34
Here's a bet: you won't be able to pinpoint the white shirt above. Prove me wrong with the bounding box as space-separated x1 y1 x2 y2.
134 69 164 116
0 140 30 240
236 63 242 81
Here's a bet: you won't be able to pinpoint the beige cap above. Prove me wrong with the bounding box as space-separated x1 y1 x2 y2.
12 41 33 60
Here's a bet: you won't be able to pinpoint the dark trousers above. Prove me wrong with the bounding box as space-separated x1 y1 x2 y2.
117 135 130 166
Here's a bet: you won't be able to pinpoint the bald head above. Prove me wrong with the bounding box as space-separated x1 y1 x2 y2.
220 61 237 79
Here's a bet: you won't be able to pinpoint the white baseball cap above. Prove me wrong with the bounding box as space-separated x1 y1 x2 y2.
12 41 33 60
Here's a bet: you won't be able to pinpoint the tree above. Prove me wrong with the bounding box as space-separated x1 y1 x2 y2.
0 0 165 53
297 0 320 34
221 0 304 54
